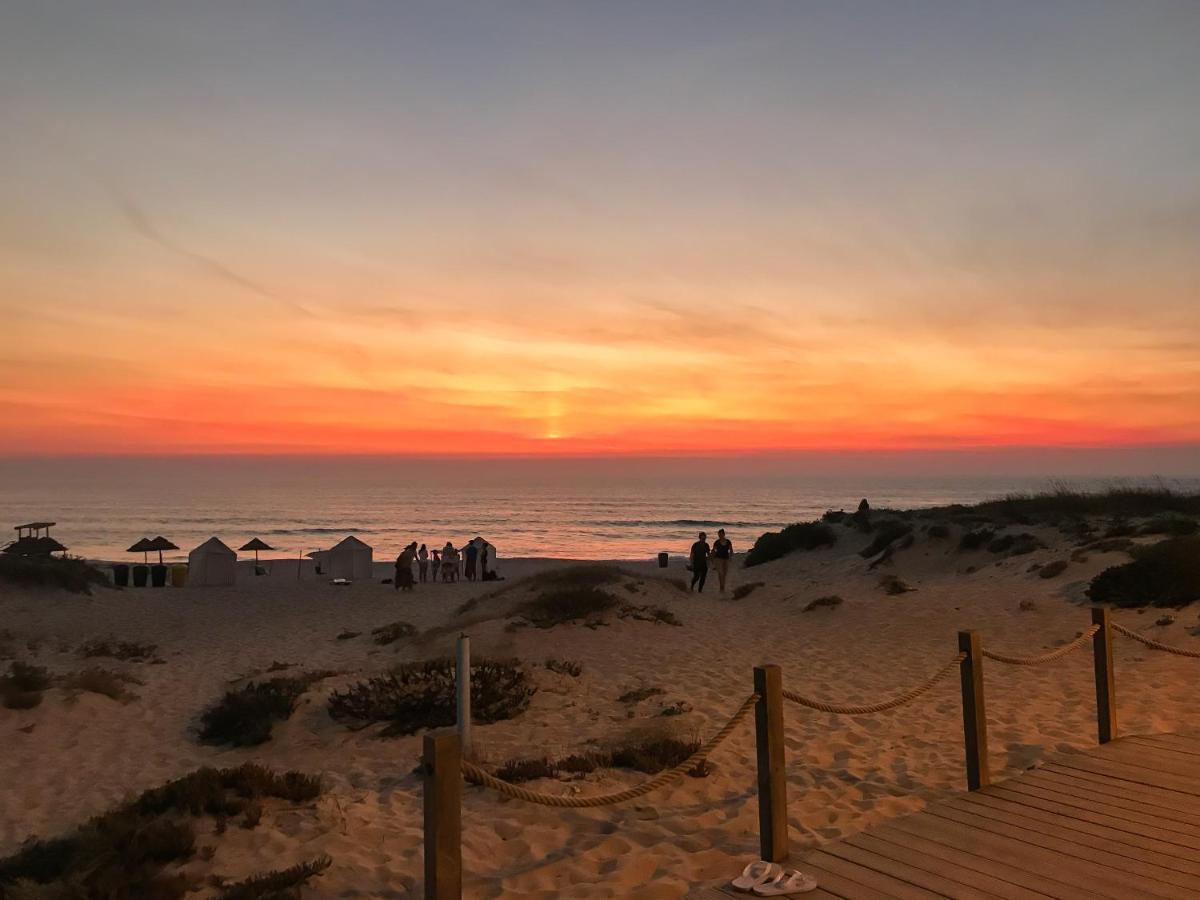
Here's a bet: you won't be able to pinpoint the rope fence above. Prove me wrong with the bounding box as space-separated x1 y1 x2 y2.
422 608 1200 898
1113 622 1200 658
782 652 965 714
460 693 759 808
982 625 1099 666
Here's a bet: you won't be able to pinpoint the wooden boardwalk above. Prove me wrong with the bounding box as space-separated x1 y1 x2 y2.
692 733 1200 900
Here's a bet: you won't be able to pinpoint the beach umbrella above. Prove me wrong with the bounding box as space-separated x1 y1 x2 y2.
146 536 179 565
239 537 273 564
127 537 154 564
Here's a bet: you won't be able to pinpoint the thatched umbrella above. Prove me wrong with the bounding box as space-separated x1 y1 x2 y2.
128 537 154 564
146 536 179 565
239 537 273 564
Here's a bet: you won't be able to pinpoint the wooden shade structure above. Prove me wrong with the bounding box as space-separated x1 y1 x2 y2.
146 536 179 565
127 537 154 564
239 537 274 563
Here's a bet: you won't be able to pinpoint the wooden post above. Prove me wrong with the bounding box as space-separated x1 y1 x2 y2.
423 731 462 899
958 631 990 791
1092 608 1117 744
753 664 789 862
456 634 471 757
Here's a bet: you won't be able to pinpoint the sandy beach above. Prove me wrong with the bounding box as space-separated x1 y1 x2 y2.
2 521 1199 898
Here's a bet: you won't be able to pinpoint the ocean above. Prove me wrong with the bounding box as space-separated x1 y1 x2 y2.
1 457 1195 563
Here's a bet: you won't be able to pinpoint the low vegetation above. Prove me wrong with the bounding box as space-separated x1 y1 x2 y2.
745 522 836 568
618 686 665 704
961 485 1200 523
217 855 332 900
1087 537 1200 608
370 621 416 645
879 575 915 595
61 667 142 703
544 658 582 677
859 521 913 558
0 661 51 710
987 533 1044 556
0 555 109 595
958 529 995 551
803 594 844 612
1038 560 1069 579
926 524 951 539
490 736 705 784
1140 515 1199 536
328 658 533 736
731 581 765 600
0 763 321 898
77 638 159 662
199 674 330 746
618 604 682 626
512 587 619 629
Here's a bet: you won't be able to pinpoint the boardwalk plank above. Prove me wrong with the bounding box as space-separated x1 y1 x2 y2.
819 839 1002 899
954 791 1200 885
1039 762 1200 815
998 774 1200 839
1090 741 1200 780
842 832 1028 899
1123 734 1200 759
1048 749 1200 794
805 849 941 899
939 796 1200 895
800 852 915 900
1022 767 1200 826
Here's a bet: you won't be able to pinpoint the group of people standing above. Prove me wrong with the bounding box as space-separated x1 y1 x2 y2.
688 528 733 593
393 537 496 591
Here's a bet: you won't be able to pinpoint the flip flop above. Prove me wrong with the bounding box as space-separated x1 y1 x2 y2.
753 869 819 896
730 860 783 891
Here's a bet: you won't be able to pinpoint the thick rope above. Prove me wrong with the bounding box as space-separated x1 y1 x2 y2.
461 693 759 808
982 625 1099 666
1113 623 1200 659
782 652 965 715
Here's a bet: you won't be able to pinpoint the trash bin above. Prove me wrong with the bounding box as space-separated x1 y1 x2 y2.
112 564 130 587
657 552 669 568
150 564 168 587
132 565 149 587
170 565 187 587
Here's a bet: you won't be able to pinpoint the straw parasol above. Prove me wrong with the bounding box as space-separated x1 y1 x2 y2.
127 537 154 564
146 536 179 565
239 537 273 564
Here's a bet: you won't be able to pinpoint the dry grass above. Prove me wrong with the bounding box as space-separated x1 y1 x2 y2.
61 668 142 703
77 638 159 663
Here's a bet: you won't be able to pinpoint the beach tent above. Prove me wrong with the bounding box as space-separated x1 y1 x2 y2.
468 536 498 576
188 537 237 587
328 536 373 580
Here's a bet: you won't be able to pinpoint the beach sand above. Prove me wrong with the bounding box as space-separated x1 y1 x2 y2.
2 525 1198 897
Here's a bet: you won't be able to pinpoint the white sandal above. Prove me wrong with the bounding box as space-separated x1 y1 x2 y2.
753 869 819 896
731 860 783 892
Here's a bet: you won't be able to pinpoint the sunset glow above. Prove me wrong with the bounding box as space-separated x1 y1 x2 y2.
2 3 1198 458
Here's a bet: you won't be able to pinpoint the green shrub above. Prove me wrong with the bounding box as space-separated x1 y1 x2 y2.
1087 538 1200 608
0 764 320 897
327 658 533 736
618 604 681 626
926 524 951 538
969 486 1200 522
803 595 844 612
544 658 582 677
489 737 704 784
0 555 109 595
199 678 311 746
958 529 995 551
514 588 618 628
745 522 836 568
62 668 141 702
77 638 159 662
879 575 915 595
218 855 332 900
731 581 765 600
370 621 416 645
1085 537 1135 553
859 521 913 558
1140 515 1199 536
1038 560 1069 579
618 686 664 704
3 661 50 691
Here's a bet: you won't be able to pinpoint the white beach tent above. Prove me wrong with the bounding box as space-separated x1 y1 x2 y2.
328 535 373 580
468 536 498 574
187 537 237 587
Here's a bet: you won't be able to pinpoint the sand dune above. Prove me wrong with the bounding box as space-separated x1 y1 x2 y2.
2 527 1199 897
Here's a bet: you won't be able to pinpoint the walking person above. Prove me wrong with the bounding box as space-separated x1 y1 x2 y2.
394 542 416 591
417 543 429 583
689 531 710 593
711 528 733 593
464 540 479 581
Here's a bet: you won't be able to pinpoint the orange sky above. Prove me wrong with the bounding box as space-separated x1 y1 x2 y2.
2 4 1199 459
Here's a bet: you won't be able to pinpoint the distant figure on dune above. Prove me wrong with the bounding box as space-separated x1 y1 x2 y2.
689 531 710 593
711 528 733 593
417 543 429 582
394 542 416 591
464 540 479 581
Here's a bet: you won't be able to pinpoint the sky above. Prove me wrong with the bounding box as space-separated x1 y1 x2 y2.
1 1 1198 466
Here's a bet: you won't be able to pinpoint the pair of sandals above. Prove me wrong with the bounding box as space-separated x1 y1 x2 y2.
731 860 818 896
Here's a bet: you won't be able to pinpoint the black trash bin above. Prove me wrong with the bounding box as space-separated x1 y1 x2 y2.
132 565 149 587
112 564 130 587
657 551 669 568
150 564 168 587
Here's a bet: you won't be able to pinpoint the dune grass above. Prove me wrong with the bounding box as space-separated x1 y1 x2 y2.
491 736 705 784
199 674 331 746
217 855 332 900
731 581 765 600
370 621 416 645
328 658 533 736
77 638 159 662
1088 537 1200 608
745 521 836 568
1 661 51 709
0 764 320 898
0 555 109 595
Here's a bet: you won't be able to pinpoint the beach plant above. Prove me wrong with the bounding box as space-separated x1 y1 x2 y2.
1087 537 1200 608
0 555 108 595
335 630 360 640
731 581 765 600
618 686 665 704
926 524 951 539
198 676 318 746
879 575 915 595
77 638 159 662
327 658 533 736
217 855 332 900
370 620 416 645
859 521 913 558
0 763 320 898
513 587 619 628
544 658 583 677
1083 537 1135 554
958 528 995 551
1038 560 1069 579
1140 515 1199 537
489 736 705 784
618 604 682 626
744 521 836 568
803 595 844 612
1 661 51 709
61 668 142 703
